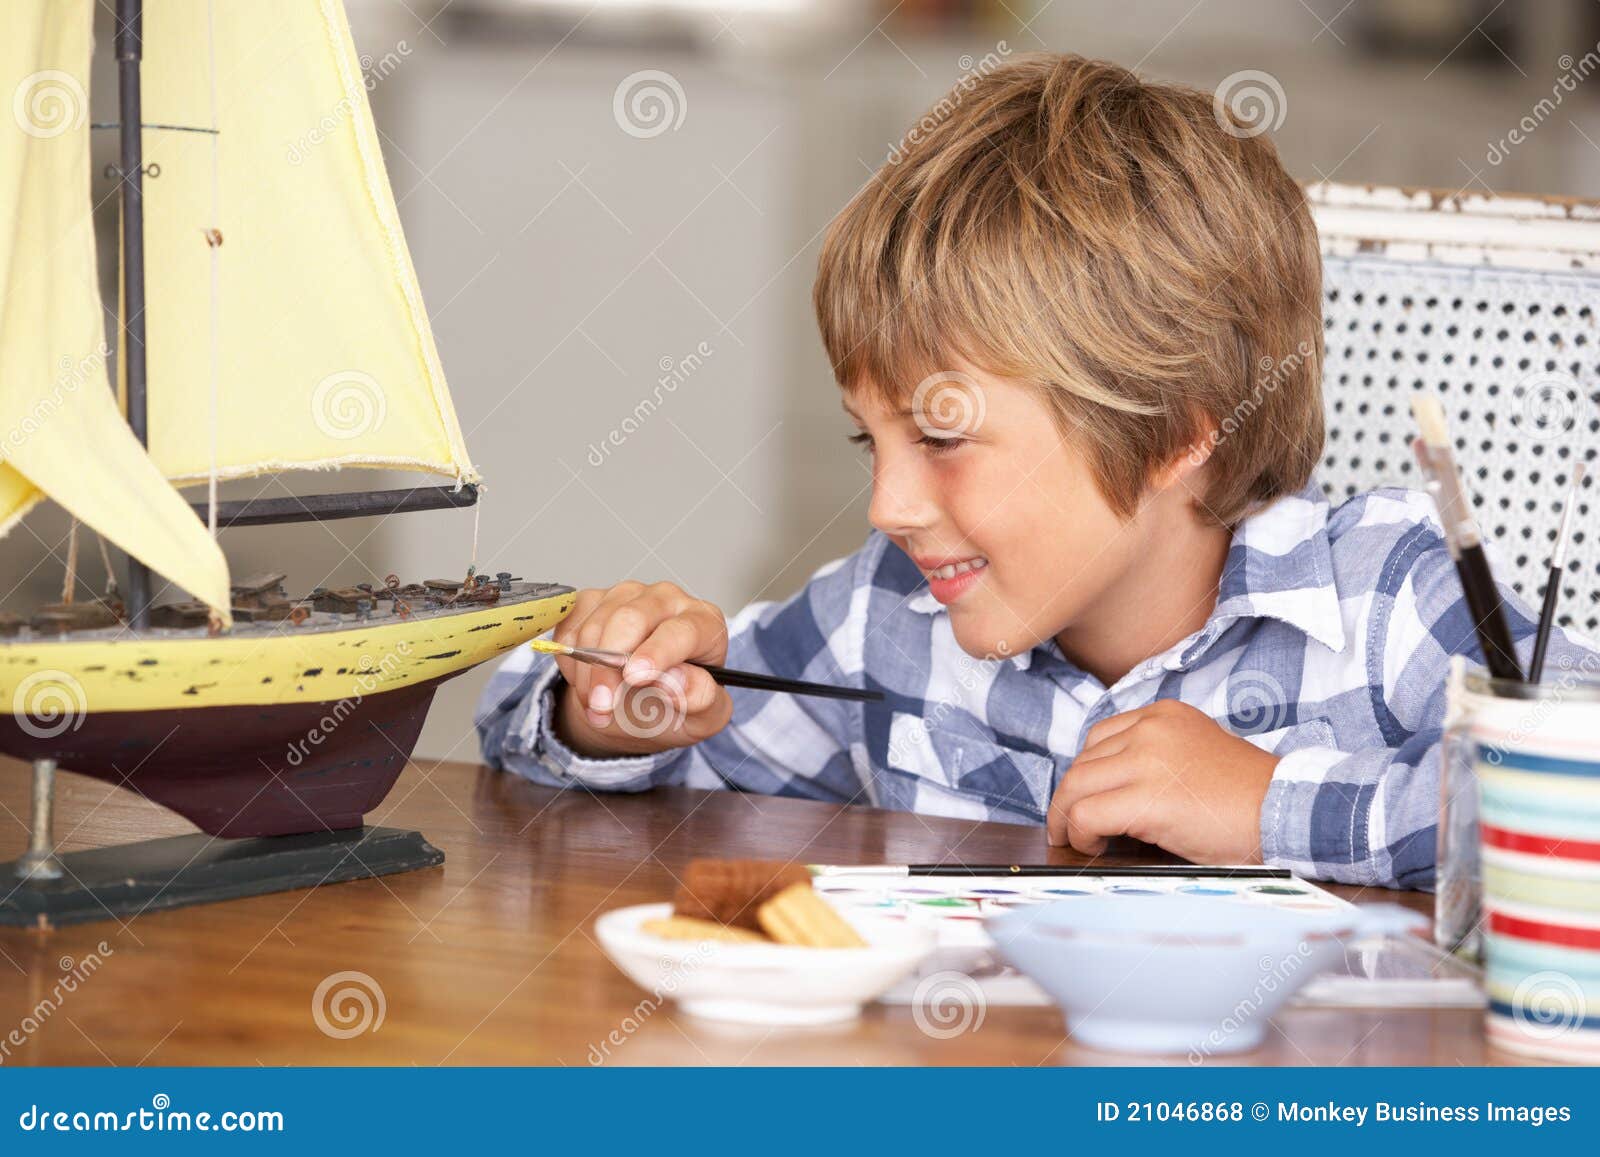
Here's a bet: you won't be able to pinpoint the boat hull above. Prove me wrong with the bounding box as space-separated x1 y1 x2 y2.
0 582 575 837
0 677 444 837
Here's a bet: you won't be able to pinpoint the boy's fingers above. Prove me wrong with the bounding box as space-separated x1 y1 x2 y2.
1046 755 1136 845
629 612 727 684
1051 786 1147 854
1081 707 1147 752
674 664 726 716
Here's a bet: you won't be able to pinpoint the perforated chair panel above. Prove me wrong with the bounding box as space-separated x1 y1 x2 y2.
1319 253 1599 635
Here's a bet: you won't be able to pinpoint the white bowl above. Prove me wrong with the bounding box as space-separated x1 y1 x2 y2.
594 902 936 1025
988 894 1423 1057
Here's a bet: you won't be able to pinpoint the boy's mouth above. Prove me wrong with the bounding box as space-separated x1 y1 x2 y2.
913 554 989 604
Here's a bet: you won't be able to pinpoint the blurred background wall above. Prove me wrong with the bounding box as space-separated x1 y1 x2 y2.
9 0 1600 759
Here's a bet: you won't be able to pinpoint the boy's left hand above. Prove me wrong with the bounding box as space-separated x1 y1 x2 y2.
1046 699 1279 864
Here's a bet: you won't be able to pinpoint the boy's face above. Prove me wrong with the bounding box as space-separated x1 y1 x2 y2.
844 368 1161 661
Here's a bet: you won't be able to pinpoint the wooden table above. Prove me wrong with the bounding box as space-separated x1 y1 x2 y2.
0 756 1493 1066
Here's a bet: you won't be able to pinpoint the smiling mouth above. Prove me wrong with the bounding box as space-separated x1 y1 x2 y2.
923 556 989 581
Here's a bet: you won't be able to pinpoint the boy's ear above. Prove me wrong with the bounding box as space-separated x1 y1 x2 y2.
1149 417 1220 493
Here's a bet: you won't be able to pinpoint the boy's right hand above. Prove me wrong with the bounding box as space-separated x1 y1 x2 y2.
549 581 735 759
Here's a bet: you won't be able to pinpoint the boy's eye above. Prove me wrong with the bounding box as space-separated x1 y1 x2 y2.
917 433 967 454
847 431 874 452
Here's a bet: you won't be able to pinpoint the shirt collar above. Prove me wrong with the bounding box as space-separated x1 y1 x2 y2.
903 481 1346 665
1210 483 1346 653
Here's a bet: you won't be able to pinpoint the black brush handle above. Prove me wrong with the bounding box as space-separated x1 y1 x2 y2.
903 864 1292 879
697 662 883 703
1456 544 1524 682
1529 565 1563 684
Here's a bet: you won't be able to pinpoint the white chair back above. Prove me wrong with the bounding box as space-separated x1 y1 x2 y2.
1311 183 1600 635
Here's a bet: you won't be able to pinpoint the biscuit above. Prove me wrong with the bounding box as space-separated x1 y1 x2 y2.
641 915 768 944
756 883 867 948
672 859 812 932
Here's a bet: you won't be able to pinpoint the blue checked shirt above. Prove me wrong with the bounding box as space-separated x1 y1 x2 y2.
477 483 1597 890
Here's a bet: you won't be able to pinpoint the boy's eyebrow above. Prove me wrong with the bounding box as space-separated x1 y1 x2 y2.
839 401 916 421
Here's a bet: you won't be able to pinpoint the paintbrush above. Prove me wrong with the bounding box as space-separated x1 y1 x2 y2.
1529 462 1586 683
807 863 1293 879
1410 395 1524 682
529 637 884 703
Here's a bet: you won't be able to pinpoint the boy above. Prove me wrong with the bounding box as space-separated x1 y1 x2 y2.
478 54 1592 890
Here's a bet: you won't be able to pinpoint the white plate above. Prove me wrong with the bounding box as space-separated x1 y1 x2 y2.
594 902 936 1025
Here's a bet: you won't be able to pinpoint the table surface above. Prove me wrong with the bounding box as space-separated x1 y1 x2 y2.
0 756 1495 1066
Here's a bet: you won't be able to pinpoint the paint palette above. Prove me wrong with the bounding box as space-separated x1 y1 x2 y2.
812 871 1350 947
808 871 1480 1009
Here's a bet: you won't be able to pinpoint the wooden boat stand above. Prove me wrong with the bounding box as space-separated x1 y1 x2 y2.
1 758 443 928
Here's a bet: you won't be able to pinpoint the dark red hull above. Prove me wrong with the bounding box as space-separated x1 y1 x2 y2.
0 677 447 838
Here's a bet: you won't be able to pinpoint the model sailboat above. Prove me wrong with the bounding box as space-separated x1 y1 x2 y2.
0 0 573 921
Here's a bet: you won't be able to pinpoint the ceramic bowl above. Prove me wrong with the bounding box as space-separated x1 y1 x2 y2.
594 902 936 1026
988 893 1422 1056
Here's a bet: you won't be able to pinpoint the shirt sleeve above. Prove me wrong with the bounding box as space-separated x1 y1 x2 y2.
475 546 876 803
1261 525 1600 890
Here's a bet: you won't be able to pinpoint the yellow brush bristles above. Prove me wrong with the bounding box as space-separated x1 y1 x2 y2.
1410 394 1450 448
527 637 569 655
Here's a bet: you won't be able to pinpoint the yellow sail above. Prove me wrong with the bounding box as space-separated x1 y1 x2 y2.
136 0 477 486
0 0 231 622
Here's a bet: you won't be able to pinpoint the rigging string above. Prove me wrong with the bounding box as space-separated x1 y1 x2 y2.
61 520 80 604
469 484 483 578
96 528 118 596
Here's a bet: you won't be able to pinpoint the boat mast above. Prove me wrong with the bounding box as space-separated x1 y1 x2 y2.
115 0 153 630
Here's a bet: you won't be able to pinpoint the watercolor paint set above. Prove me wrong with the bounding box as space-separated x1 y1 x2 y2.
807 868 1481 1009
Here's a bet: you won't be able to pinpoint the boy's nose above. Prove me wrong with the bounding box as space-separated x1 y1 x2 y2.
867 471 935 536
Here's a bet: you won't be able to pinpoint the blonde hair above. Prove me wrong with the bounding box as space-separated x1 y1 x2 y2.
813 53 1324 526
